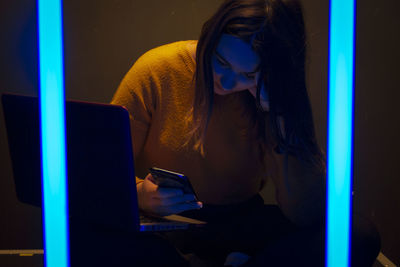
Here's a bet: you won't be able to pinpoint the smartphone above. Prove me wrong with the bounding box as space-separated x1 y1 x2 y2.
149 167 198 199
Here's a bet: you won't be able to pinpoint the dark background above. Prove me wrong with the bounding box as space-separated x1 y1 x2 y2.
0 0 398 264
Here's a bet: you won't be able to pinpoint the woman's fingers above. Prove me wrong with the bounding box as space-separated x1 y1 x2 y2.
158 193 197 206
153 187 197 207
139 173 202 216
157 201 203 216
156 187 184 198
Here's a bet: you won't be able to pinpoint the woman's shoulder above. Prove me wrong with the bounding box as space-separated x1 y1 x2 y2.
145 40 196 55
136 40 197 72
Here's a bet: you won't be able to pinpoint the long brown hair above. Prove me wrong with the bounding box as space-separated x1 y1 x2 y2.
190 0 325 172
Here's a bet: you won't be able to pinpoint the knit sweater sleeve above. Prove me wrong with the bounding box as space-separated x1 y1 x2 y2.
111 53 158 184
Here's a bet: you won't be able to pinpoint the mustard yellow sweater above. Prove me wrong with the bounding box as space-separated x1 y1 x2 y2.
111 41 272 205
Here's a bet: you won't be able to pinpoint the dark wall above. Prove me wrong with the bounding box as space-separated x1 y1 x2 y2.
353 1 400 263
0 0 41 249
0 0 398 264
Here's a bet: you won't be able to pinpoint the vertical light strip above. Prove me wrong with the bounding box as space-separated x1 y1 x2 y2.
38 0 69 266
327 0 355 267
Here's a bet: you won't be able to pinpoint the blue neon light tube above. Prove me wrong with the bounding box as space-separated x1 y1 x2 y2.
327 0 356 266
38 0 69 266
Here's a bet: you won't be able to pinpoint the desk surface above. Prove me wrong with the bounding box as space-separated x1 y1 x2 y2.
0 249 43 267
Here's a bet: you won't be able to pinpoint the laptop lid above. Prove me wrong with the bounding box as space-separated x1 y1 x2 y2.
2 93 140 232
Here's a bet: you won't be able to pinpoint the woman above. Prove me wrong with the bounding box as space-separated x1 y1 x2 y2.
111 0 380 266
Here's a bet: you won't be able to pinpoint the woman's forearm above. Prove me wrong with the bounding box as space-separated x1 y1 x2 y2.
275 153 326 226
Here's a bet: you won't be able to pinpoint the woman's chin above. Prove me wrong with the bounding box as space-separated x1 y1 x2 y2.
214 90 234 96
214 84 235 95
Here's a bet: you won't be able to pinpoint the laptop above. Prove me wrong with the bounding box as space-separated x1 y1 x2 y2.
1 93 206 233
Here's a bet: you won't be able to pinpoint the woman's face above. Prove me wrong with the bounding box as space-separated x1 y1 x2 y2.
212 34 260 97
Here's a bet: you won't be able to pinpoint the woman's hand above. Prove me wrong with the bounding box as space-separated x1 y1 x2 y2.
136 173 203 216
248 80 270 111
224 252 251 267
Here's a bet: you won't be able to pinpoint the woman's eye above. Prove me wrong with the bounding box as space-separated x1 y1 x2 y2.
245 74 256 80
217 57 229 67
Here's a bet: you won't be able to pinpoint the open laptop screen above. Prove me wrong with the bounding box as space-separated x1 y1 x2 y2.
2 93 140 232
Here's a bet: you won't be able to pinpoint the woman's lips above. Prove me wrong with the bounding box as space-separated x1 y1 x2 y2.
215 82 232 95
